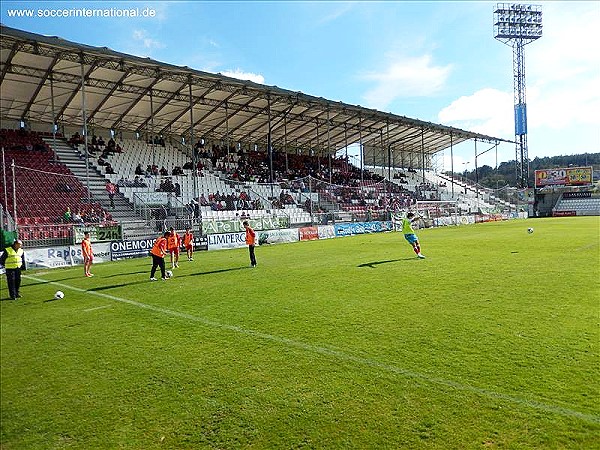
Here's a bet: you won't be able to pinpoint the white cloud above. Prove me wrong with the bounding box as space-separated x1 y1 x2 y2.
525 2 600 131
132 29 164 51
361 54 452 111
438 88 514 137
439 1 600 161
316 3 354 25
219 69 265 85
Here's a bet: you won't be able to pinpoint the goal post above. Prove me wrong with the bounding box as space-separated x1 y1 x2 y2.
415 200 459 227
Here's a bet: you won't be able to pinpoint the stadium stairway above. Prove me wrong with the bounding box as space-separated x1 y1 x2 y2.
44 137 153 237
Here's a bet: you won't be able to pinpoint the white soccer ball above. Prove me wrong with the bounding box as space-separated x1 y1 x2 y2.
528 227 534 234
54 290 64 299
166 270 173 278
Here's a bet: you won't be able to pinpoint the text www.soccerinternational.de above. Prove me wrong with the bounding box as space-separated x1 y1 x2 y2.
5 7 156 19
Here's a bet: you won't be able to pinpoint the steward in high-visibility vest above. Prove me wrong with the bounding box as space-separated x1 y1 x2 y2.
0 239 26 300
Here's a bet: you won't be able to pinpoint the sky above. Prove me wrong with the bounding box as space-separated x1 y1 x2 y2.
1 0 599 173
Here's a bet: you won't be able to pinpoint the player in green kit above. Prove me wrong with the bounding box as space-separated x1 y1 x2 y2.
401 212 425 259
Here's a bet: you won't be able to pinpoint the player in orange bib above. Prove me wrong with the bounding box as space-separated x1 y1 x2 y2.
243 220 257 267
81 231 94 277
150 231 170 281
183 228 194 261
167 227 181 268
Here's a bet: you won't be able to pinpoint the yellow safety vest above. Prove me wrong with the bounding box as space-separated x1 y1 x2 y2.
4 247 24 269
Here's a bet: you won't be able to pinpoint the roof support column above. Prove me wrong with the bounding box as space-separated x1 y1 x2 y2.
267 94 273 186
380 128 386 201
450 133 455 198
284 116 288 173
474 138 478 201
344 124 348 175
421 127 425 182
50 73 57 155
359 115 363 183
150 90 155 167
188 79 198 203
327 108 332 184
80 54 91 205
225 102 230 155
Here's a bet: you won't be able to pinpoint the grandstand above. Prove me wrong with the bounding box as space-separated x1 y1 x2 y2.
1 24 530 248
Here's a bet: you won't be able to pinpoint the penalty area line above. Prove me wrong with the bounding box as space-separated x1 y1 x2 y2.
24 274 599 424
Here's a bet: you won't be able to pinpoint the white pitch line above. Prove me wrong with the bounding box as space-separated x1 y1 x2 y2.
83 305 112 312
24 274 600 424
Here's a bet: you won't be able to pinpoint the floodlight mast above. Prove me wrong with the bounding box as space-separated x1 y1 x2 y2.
494 3 542 188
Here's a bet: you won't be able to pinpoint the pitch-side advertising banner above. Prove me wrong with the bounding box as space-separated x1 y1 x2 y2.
318 225 336 239
25 243 111 268
207 232 247 251
111 238 155 260
299 226 319 241
73 225 122 244
535 167 593 188
202 216 290 234
259 228 299 245
334 221 394 237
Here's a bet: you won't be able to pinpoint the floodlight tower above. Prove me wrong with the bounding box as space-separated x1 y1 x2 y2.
494 3 542 188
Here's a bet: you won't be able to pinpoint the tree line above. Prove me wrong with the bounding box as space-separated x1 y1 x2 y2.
446 153 599 189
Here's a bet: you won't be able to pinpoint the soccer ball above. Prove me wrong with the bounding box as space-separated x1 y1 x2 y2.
166 270 173 278
54 291 64 299
527 227 534 234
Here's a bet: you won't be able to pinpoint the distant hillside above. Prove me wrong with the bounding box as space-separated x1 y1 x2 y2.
447 153 600 188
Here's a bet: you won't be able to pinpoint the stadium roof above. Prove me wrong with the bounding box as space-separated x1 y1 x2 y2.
1 25 510 161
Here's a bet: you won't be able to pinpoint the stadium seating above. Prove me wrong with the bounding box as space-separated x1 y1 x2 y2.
0 129 109 226
553 194 600 216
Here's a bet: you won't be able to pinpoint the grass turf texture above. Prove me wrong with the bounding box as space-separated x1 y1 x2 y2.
1 216 598 449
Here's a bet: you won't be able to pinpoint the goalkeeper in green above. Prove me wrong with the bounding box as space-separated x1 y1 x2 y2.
401 212 425 259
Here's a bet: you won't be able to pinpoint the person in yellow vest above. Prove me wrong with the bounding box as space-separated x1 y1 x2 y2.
0 239 26 300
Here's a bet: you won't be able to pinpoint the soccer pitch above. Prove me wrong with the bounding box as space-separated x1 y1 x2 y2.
1 217 598 449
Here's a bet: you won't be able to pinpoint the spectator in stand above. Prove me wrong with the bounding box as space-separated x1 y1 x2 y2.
98 136 105 147
133 176 147 187
174 182 181 197
73 211 84 225
69 132 84 147
105 163 115 175
199 194 209 206
105 180 117 209
135 164 144 176
63 207 72 223
159 166 168 176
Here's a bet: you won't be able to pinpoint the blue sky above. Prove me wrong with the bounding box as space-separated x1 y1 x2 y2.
2 1 599 172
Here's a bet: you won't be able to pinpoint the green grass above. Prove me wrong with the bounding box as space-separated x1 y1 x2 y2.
1 216 599 449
